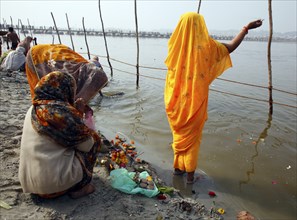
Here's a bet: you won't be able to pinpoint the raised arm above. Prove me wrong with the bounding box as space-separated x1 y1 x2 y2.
223 19 263 53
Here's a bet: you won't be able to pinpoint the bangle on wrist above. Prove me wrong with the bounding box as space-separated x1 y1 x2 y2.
243 26 249 34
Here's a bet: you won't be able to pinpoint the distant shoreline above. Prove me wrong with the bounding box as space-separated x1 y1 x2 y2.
0 25 296 42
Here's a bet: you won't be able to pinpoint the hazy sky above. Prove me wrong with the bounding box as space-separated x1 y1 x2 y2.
1 0 296 33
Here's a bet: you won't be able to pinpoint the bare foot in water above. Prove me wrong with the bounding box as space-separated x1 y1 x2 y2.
69 183 95 199
186 171 195 184
173 168 186 175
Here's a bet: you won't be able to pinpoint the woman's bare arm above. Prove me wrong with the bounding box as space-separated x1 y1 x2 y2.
223 19 263 53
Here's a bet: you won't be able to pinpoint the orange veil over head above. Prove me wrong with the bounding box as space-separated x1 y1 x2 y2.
164 12 232 172
26 44 108 104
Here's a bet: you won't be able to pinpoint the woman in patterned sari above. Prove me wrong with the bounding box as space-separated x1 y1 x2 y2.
19 71 101 199
164 12 262 183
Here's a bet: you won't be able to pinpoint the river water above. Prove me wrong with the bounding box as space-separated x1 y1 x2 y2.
34 34 297 219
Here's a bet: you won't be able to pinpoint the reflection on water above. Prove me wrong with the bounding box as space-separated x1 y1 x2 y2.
130 91 148 142
239 113 272 190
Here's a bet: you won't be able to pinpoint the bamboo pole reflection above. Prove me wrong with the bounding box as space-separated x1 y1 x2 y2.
130 92 148 142
239 113 272 190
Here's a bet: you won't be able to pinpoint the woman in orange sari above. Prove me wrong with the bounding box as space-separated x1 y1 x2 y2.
25 44 107 103
164 12 262 183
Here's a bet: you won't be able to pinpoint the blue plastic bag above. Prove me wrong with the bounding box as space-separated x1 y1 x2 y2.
110 168 159 198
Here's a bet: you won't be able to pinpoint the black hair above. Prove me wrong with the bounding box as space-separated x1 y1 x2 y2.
8 27 14 32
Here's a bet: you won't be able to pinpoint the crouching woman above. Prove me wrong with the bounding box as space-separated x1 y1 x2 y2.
19 71 101 199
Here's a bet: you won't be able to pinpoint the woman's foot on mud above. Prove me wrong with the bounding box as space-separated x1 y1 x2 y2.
69 183 95 199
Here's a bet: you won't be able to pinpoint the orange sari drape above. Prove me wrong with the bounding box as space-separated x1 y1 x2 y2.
26 44 107 103
164 12 232 172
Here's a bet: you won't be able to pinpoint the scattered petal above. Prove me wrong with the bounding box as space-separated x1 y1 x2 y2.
272 180 278 185
217 208 225 214
208 191 216 197
252 141 257 145
286 165 291 170
157 194 167 200
236 139 242 143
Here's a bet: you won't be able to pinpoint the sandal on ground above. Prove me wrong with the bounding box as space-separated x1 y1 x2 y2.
173 169 186 175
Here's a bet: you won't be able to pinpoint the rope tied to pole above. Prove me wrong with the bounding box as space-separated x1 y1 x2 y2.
80 52 297 97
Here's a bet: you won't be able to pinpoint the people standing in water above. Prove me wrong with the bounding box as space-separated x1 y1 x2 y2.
6 27 20 50
164 12 262 183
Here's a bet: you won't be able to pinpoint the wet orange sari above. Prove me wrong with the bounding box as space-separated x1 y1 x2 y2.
164 12 232 172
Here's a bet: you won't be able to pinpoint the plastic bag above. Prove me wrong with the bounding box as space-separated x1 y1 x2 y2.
110 168 159 198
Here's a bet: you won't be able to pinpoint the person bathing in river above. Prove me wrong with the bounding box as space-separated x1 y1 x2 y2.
164 12 262 183
19 71 102 198
6 27 20 50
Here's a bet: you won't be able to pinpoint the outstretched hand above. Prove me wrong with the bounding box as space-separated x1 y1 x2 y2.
247 19 263 30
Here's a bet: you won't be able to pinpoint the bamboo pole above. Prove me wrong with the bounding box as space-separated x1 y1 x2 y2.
267 0 273 114
82 17 91 60
10 16 13 27
5 18 10 49
2 19 6 28
98 0 113 77
197 0 202 14
19 19 26 37
27 18 33 38
17 19 20 37
51 12 61 44
66 13 75 51
134 0 140 88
